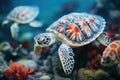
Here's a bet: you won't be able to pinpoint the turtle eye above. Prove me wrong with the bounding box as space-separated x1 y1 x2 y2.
105 56 111 63
37 40 42 45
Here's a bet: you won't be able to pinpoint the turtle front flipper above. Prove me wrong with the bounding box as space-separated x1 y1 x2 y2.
58 43 75 74
10 23 19 39
34 45 43 56
97 32 111 46
29 20 43 27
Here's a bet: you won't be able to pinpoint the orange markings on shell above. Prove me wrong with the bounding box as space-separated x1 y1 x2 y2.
103 41 120 57
19 14 25 19
90 20 96 28
58 25 64 32
77 19 91 33
68 23 79 33
104 47 110 55
116 41 120 45
67 23 81 38
59 34 65 39
109 49 116 56
110 43 118 49
109 41 120 54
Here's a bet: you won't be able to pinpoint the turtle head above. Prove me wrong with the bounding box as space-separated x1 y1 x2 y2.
34 33 56 47
101 52 117 67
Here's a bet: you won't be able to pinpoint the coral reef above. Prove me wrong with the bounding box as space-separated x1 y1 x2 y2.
87 54 103 70
0 0 120 80
94 69 114 80
4 62 34 80
78 68 114 80
40 75 51 80
78 68 94 80
0 56 7 77
17 58 37 70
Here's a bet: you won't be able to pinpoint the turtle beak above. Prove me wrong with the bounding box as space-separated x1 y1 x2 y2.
34 42 42 56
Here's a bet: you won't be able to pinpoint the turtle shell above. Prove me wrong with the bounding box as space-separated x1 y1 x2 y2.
7 6 39 24
46 13 106 47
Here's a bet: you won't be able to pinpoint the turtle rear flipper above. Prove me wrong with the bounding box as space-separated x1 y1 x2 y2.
58 43 75 74
10 23 19 39
29 20 43 27
2 20 10 26
97 32 111 46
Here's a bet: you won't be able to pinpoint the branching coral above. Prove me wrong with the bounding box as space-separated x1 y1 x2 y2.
4 62 34 80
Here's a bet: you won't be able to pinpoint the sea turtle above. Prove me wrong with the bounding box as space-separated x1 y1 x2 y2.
2 6 42 39
34 12 110 74
101 40 120 66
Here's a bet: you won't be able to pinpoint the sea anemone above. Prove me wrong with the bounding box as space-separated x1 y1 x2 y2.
4 62 34 80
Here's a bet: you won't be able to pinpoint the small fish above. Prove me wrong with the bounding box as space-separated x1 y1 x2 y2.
101 40 120 66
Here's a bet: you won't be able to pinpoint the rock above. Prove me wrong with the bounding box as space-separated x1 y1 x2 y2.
44 56 53 73
17 59 37 69
117 63 120 76
0 56 8 77
54 71 71 80
40 75 51 80
52 52 64 74
78 68 114 80
0 42 13 52
78 68 94 80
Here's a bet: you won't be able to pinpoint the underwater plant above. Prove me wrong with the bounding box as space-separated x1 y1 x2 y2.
78 68 94 80
78 68 114 80
4 62 34 80
94 69 114 80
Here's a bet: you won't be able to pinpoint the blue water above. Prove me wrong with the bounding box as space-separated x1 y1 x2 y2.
0 0 95 41
9 0 95 23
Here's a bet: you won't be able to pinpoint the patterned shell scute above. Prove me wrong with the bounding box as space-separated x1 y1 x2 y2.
46 13 106 47
103 40 120 57
7 6 39 23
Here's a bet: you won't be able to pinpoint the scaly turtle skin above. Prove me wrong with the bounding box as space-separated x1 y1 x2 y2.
101 40 120 66
2 6 42 39
34 12 109 74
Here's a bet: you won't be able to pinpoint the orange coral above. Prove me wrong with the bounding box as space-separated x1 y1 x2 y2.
4 62 34 80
